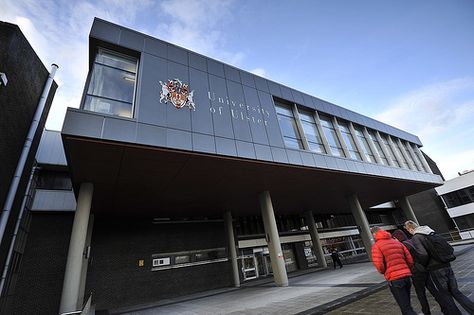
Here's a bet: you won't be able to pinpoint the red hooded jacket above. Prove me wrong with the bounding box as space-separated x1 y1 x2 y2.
371 230 414 281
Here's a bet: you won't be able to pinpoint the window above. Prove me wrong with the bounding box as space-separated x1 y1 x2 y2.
37 171 73 190
441 186 474 208
83 49 138 118
297 109 326 154
380 134 400 167
354 126 376 163
410 144 428 172
401 141 419 170
275 101 304 150
319 114 345 157
337 121 361 160
368 130 389 165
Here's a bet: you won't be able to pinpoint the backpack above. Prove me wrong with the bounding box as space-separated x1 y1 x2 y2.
424 232 456 263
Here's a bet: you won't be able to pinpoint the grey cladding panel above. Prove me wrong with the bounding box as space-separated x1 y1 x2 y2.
240 71 256 88
227 80 252 142
166 61 191 131
242 86 269 145
271 147 288 163
224 65 241 83
167 128 192 150
208 59 225 78
215 137 237 156
254 76 269 92
287 149 302 165
280 85 294 101
62 110 104 138
300 152 315 167
236 141 256 159
257 91 284 148
90 19 120 44
192 133 216 154
103 118 137 143
267 81 282 98
302 93 316 110
208 75 234 139
137 123 166 147
189 68 213 135
137 53 167 127
119 30 144 51
168 45 188 65
291 89 305 106
144 38 167 58
189 53 207 71
254 144 273 161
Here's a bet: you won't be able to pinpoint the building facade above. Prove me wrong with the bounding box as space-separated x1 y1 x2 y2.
436 170 474 239
6 18 447 314
0 21 58 312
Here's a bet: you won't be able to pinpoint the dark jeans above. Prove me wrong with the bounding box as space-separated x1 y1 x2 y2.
388 277 417 315
332 258 343 269
412 270 447 315
430 266 474 315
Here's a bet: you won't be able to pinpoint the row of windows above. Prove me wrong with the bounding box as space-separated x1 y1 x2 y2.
151 248 227 271
274 100 430 173
441 185 474 208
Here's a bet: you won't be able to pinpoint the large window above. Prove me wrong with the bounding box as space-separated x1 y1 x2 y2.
275 102 304 150
410 144 429 172
402 141 422 171
83 49 138 118
319 115 345 157
297 109 326 154
441 185 474 208
37 170 73 190
380 134 400 167
354 126 376 163
337 121 361 160
368 130 389 165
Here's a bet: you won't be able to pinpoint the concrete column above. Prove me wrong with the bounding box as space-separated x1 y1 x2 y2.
406 142 423 171
59 183 93 314
348 194 374 258
348 122 368 162
397 138 417 171
77 214 94 306
399 196 419 225
304 211 327 268
332 117 351 159
363 127 383 164
376 131 395 167
313 112 331 155
259 191 288 287
224 211 240 288
413 145 433 174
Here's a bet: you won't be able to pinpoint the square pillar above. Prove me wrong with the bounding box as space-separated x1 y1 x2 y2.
59 183 93 314
348 194 374 259
259 191 288 287
304 211 327 268
224 211 240 288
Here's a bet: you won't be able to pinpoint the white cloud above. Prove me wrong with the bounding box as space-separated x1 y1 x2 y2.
250 68 266 77
374 78 474 179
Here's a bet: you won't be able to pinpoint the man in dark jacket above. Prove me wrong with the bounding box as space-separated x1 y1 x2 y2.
392 229 445 315
330 248 343 269
371 226 417 315
404 220 474 315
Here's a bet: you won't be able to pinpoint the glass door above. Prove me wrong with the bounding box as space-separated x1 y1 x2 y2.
241 255 258 281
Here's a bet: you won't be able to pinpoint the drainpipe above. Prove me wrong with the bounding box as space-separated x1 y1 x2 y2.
0 64 58 258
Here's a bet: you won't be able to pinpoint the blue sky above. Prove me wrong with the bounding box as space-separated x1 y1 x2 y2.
3 0 474 180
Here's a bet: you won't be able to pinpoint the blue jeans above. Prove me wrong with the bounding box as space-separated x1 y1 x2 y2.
388 277 417 315
430 266 474 314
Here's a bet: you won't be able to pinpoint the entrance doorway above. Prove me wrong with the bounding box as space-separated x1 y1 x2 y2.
240 247 272 281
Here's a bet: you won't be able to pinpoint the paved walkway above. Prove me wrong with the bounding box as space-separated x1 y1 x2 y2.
111 244 474 315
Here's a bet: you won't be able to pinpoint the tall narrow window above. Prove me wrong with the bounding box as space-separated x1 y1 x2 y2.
297 109 326 154
392 138 409 169
410 144 428 172
275 101 304 150
319 115 345 157
368 130 388 165
337 120 361 160
83 49 138 118
402 141 422 171
380 134 400 167
354 126 376 163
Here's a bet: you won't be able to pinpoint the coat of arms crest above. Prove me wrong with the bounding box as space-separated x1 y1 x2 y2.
159 78 195 110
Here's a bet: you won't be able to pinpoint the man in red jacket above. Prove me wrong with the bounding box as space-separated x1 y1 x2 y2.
371 226 417 315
